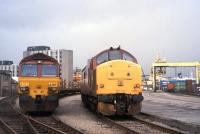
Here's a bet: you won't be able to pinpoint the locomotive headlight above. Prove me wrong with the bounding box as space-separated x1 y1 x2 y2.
134 84 140 89
110 72 114 76
48 82 58 94
20 87 29 93
99 84 104 88
50 87 57 91
48 82 57 87
20 87 29 91
48 87 58 94
20 82 29 87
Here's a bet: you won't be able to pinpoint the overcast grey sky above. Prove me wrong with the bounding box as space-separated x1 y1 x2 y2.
0 0 200 74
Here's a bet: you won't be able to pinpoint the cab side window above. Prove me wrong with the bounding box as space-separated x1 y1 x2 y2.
96 52 108 65
122 53 134 62
109 50 121 60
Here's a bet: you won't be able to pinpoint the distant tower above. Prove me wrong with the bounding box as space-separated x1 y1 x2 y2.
155 52 167 63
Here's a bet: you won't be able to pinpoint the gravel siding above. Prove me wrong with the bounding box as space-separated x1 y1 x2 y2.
142 91 200 125
55 92 200 133
55 95 123 134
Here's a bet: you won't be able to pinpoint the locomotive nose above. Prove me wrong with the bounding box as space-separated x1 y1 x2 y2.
107 70 132 80
107 62 133 80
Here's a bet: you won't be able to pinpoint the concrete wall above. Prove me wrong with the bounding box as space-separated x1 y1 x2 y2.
0 71 12 96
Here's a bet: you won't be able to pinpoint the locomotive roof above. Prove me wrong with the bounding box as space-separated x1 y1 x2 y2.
20 53 58 64
92 47 138 63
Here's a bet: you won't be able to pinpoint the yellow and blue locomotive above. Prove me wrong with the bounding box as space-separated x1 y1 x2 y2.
18 53 61 112
81 47 143 115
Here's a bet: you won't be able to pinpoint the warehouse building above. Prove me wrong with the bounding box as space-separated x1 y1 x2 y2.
0 60 18 77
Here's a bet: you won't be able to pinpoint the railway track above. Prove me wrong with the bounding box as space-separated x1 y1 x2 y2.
138 112 198 134
0 97 83 134
0 96 190 134
99 114 186 134
30 115 82 134
0 97 32 134
98 115 139 134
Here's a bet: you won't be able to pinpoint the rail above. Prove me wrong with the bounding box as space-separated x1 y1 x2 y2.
0 96 83 134
98 114 185 134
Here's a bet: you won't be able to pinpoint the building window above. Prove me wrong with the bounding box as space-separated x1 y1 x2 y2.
3 75 9 81
84 71 87 79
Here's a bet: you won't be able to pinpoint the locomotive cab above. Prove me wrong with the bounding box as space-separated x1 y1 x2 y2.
81 47 143 116
18 53 61 112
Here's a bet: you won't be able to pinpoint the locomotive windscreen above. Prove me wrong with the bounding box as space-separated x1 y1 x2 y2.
21 64 37 76
41 65 58 76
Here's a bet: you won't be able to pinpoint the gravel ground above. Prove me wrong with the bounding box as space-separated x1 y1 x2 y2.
55 92 200 133
0 127 7 134
55 95 124 134
13 92 200 133
0 97 6 101
0 97 8 134
142 91 200 125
